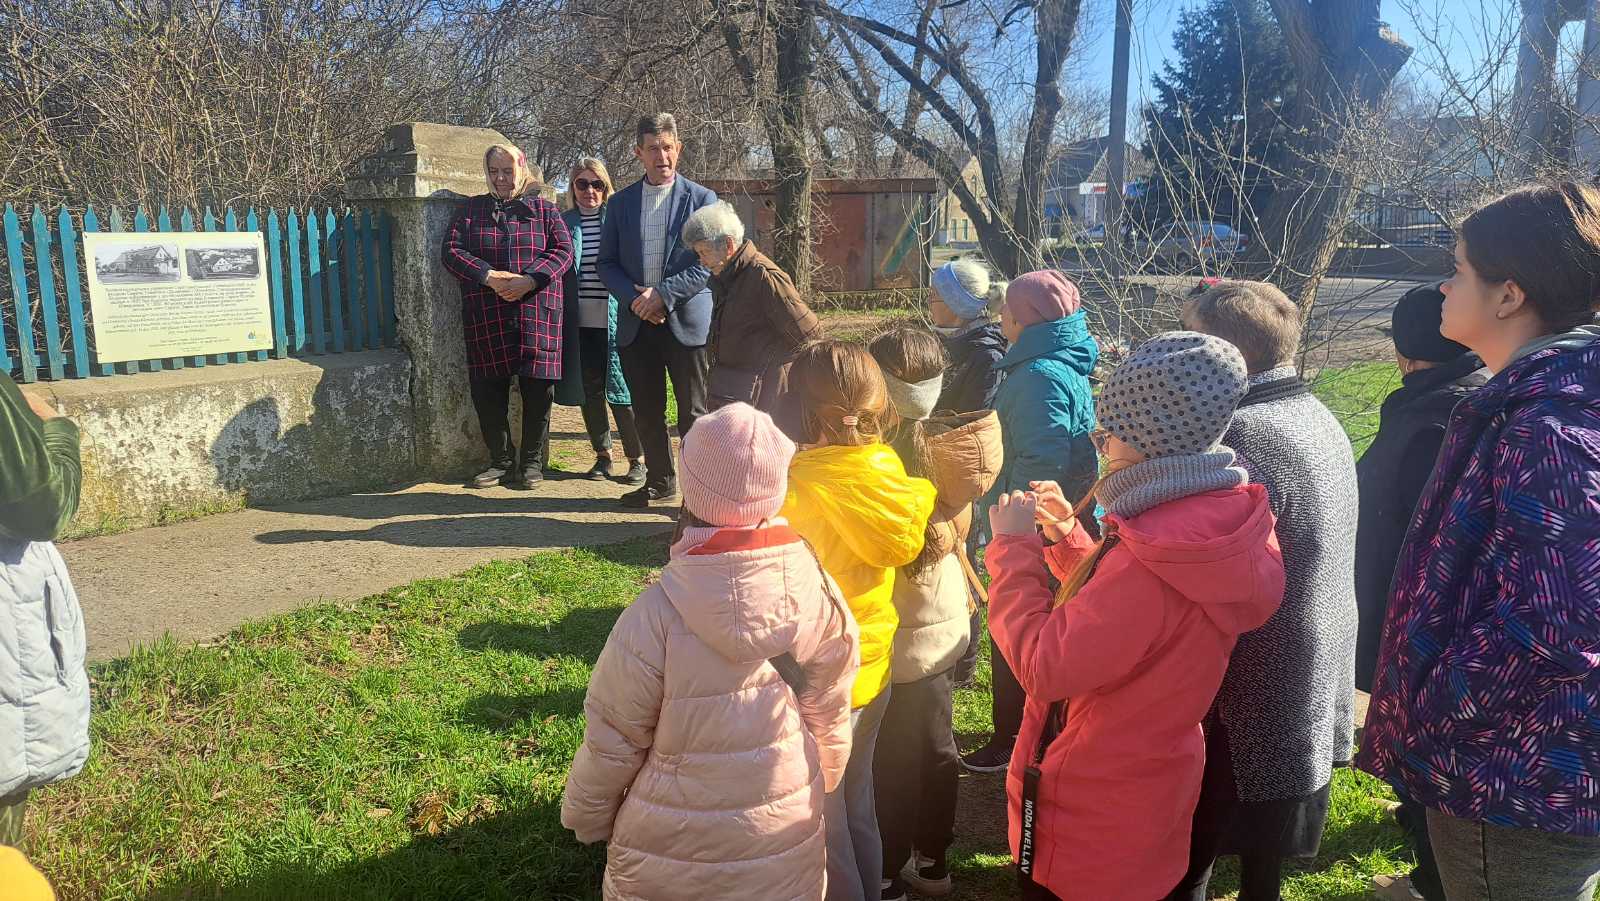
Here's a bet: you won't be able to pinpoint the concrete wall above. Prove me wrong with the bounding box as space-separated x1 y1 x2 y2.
41 350 415 534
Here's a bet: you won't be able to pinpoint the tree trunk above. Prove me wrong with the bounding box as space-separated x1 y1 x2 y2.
1247 2 1410 308
771 0 816 298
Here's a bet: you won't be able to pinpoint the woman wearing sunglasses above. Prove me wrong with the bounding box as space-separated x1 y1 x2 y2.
559 158 645 485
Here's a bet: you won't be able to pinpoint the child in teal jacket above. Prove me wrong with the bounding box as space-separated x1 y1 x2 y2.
963 268 1100 774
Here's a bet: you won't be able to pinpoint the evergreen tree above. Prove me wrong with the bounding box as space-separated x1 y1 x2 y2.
1136 0 1294 230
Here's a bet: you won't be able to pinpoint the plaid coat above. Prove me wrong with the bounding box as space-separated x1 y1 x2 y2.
441 193 574 379
1357 333 1600 835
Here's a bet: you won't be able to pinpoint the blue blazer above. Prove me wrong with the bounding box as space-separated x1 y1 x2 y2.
597 175 718 348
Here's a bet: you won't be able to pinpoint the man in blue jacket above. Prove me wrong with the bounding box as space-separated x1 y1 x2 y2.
597 113 718 507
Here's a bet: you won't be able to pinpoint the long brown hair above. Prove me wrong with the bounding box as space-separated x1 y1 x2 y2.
1460 181 1600 332
869 327 947 573
1043 474 1119 608
791 341 889 448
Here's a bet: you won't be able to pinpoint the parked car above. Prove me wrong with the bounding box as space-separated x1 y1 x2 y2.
1134 220 1248 267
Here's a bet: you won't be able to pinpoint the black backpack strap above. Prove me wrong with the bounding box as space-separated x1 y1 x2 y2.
768 652 808 693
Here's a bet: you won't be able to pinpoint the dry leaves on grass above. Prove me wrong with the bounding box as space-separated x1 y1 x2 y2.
406 792 503 837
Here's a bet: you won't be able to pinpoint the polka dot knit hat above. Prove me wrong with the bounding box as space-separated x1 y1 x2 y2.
1097 331 1248 459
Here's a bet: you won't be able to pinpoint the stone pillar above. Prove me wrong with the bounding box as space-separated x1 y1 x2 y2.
345 122 509 477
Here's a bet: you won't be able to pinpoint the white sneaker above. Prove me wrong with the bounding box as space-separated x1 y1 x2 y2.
901 852 953 896
471 465 509 488
1372 874 1424 901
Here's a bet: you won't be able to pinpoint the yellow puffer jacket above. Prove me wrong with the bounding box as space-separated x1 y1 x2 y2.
783 443 937 708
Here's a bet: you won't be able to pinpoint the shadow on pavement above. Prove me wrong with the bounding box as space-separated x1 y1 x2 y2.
254 514 674 549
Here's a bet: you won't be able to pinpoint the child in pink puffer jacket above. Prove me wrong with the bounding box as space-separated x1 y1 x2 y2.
561 402 860 901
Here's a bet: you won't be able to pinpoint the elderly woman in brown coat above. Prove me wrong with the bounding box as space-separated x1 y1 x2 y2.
683 201 821 438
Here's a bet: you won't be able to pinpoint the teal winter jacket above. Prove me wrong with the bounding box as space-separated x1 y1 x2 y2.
557 207 631 407
987 313 1099 505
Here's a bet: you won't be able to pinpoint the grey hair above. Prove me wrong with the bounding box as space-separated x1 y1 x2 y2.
949 258 991 300
682 201 746 248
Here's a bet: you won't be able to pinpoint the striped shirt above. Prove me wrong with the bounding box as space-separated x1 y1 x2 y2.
640 178 674 288
578 212 609 328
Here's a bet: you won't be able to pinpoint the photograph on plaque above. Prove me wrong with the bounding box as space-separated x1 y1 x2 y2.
93 243 180 284
82 232 274 364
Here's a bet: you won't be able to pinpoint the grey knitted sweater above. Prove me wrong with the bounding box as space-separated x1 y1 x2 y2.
1215 367 1359 801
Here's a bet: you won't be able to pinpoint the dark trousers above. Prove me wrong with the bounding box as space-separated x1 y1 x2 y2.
1397 799 1447 901
0 789 27 849
874 669 960 880
469 373 555 473
1019 882 1063 900
578 327 641 460
618 324 709 489
989 629 1026 745
953 609 981 685
1165 721 1329 901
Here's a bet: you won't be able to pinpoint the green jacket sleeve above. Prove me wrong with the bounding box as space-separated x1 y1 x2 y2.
0 374 81 541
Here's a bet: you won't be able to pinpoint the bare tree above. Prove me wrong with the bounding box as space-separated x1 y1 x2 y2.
817 0 1083 277
1239 0 1413 306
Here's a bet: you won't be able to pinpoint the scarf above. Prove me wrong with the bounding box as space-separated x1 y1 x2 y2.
1096 450 1249 519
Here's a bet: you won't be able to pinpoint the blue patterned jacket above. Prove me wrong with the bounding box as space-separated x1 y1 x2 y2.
1357 332 1600 835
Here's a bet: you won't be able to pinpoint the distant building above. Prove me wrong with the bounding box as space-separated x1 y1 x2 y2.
1043 137 1148 236
935 157 988 246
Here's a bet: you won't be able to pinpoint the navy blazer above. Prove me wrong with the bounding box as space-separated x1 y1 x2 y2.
597 175 718 348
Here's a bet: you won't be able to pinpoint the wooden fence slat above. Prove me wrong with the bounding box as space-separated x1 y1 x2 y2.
29 207 64 381
306 211 327 354
324 209 345 354
286 210 306 354
57 207 90 378
379 212 396 347
0 206 23 379
128 207 158 373
266 210 288 360
342 209 362 352
82 207 113 376
155 206 182 369
361 210 381 350
180 208 204 367
5 205 39 383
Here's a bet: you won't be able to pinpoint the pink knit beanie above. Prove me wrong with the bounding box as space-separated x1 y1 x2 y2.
1004 269 1082 328
680 403 796 527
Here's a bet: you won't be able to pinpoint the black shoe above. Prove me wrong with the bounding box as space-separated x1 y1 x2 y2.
586 457 614 481
621 481 679 508
619 459 647 487
961 741 1012 774
881 877 908 901
503 468 543 491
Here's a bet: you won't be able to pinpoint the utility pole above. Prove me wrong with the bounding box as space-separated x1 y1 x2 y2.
1105 0 1133 291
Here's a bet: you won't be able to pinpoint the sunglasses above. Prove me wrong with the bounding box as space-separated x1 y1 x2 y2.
573 178 607 192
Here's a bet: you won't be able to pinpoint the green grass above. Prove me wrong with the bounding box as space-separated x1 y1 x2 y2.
25 360 1416 900
1309 362 1402 458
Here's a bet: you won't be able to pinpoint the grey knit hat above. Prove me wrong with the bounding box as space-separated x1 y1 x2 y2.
1097 331 1249 459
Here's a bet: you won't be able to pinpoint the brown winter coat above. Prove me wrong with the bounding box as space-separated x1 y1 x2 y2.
706 240 821 426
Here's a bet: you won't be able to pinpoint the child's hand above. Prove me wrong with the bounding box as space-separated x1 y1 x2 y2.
989 490 1039 537
1028 480 1074 539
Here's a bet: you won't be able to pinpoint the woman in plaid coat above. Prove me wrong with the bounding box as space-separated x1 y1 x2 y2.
442 144 574 489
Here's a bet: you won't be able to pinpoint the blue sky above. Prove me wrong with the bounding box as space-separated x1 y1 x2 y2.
1071 0 1530 125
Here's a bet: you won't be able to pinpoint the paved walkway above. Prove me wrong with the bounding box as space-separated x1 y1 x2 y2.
62 421 677 662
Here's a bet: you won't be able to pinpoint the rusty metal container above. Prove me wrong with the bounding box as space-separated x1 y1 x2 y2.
699 178 937 294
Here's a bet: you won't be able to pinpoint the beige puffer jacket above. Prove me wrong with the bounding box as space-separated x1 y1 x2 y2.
561 521 859 901
890 410 1003 682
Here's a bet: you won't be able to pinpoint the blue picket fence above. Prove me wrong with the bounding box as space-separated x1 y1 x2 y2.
0 203 397 382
